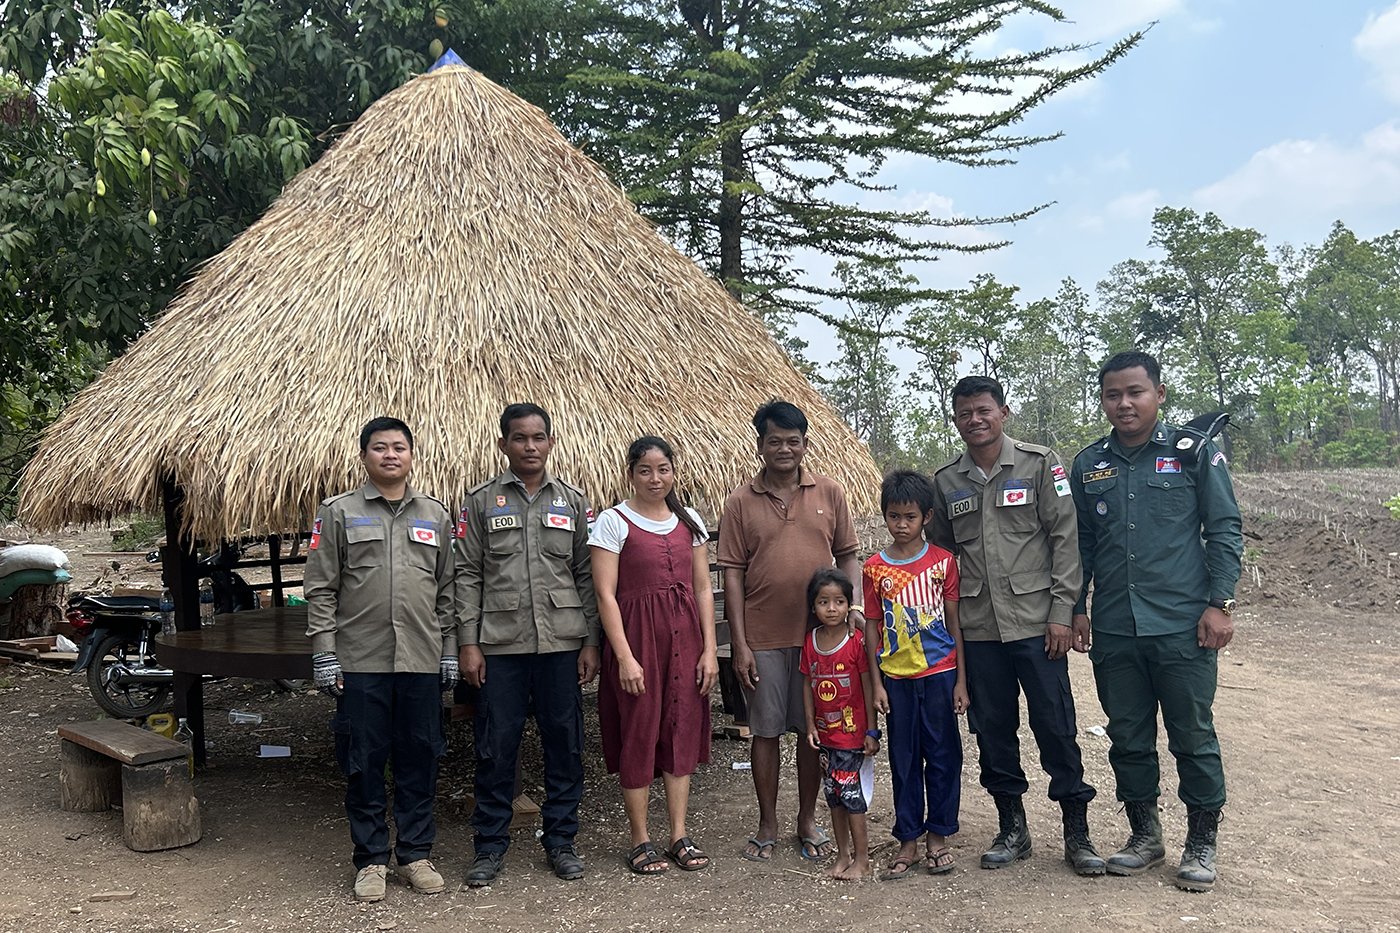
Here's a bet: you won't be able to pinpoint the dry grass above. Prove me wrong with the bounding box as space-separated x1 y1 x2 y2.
19 64 880 541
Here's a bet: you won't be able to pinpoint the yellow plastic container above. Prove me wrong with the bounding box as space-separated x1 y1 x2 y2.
146 713 175 738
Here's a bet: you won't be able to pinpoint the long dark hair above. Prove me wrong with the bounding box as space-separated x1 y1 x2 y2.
626 435 706 540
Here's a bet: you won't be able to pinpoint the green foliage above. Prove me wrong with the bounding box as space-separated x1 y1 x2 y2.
1317 428 1396 468
110 513 165 551
1385 493 1400 520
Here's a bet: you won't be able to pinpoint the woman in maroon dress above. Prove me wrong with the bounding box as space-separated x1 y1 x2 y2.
590 436 718 875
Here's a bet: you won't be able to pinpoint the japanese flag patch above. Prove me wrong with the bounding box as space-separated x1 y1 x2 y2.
411 525 438 546
309 517 322 551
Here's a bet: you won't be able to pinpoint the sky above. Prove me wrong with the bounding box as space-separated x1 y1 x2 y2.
798 0 1400 363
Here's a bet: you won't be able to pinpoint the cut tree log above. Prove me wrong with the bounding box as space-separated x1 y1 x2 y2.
7 582 66 639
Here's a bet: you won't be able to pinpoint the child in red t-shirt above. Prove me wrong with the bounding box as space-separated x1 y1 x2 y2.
801 568 879 880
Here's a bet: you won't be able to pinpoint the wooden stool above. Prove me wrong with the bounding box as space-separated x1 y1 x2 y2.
58 720 202 851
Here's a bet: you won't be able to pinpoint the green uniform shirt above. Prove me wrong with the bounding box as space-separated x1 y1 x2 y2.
928 435 1081 642
454 470 600 655
1070 421 1243 636
304 483 457 673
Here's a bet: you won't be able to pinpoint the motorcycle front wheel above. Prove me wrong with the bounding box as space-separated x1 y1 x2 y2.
87 632 172 719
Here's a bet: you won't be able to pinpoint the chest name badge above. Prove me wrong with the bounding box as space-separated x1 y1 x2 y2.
948 495 979 519
1156 457 1182 473
545 512 574 531
488 514 522 532
1000 487 1030 506
411 526 438 546
1083 467 1118 483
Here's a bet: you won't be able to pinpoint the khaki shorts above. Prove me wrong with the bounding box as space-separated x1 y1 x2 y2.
741 647 808 738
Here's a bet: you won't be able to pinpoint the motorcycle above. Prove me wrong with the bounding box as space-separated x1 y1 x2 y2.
68 543 292 719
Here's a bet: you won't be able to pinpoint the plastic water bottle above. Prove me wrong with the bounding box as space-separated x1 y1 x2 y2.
173 717 194 776
199 584 215 627
228 710 262 724
159 587 175 635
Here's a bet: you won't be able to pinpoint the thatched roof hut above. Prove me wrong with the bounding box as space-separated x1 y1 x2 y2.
19 57 880 543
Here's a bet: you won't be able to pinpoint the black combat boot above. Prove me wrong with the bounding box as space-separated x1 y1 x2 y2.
980 794 1032 869
1105 799 1166 876
1175 808 1221 892
1060 799 1106 876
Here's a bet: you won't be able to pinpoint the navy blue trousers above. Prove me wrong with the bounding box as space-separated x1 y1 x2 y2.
884 669 961 840
472 650 584 854
334 672 445 869
964 637 1095 803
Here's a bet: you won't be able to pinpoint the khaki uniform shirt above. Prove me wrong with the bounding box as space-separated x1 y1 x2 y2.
928 435 1081 643
455 470 600 655
304 483 456 673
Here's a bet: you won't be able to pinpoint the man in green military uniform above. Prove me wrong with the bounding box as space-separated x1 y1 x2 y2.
305 417 458 903
1071 351 1243 892
929 376 1102 876
457 403 601 886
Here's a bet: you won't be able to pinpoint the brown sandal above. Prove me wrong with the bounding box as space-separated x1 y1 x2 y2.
925 845 955 874
668 837 710 871
882 855 918 880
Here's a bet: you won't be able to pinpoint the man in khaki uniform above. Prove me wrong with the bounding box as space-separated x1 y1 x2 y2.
305 416 458 902
928 376 1102 876
457 403 600 886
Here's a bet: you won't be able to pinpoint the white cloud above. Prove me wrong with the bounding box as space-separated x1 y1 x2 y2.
1356 2 1400 102
1106 188 1161 220
1191 122 1400 224
1054 0 1185 45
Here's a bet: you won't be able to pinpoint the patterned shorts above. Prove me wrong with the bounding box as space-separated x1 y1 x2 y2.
819 745 869 814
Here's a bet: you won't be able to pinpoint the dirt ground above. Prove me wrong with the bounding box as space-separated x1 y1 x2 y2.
1 470 1398 933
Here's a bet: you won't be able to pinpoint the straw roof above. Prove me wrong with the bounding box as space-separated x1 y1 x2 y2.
19 58 881 542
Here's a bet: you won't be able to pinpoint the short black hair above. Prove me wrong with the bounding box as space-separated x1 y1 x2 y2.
500 402 552 438
1099 350 1161 387
807 567 854 614
952 375 1005 409
881 469 937 516
752 399 808 438
360 416 413 452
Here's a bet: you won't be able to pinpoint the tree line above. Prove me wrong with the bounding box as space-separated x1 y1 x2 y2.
817 210 1400 473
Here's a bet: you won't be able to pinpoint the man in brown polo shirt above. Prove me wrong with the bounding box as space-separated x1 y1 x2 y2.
718 400 861 862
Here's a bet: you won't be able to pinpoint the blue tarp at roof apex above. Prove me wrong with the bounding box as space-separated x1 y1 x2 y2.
428 49 468 72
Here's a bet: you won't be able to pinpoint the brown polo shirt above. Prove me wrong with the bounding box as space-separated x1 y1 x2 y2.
717 468 860 651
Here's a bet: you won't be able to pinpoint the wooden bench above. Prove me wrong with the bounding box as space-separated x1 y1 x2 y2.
58 720 202 851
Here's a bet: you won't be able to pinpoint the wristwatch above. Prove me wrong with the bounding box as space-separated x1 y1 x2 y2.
1208 598 1236 615
865 729 881 741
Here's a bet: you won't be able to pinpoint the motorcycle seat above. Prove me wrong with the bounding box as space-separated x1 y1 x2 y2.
77 595 161 612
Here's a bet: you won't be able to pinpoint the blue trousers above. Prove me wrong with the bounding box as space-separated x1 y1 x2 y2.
884 669 961 841
472 650 584 854
333 672 445 869
964 637 1095 803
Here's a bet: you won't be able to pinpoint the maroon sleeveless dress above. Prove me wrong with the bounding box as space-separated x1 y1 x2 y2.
598 510 711 789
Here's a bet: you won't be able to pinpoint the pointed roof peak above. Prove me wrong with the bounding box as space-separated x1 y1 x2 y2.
428 48 468 72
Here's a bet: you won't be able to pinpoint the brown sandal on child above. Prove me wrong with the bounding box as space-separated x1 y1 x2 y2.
925 846 955 874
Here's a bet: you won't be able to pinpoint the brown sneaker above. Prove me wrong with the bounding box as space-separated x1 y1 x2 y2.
353 864 388 902
398 858 446 894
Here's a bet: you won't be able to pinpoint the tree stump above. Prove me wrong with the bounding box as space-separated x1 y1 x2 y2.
8 582 67 638
122 760 201 851
59 741 122 812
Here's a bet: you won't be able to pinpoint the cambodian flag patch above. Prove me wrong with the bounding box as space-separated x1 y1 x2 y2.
411 526 438 546
309 517 322 550
1155 457 1182 473
455 507 468 539
545 512 574 531
1051 463 1067 481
